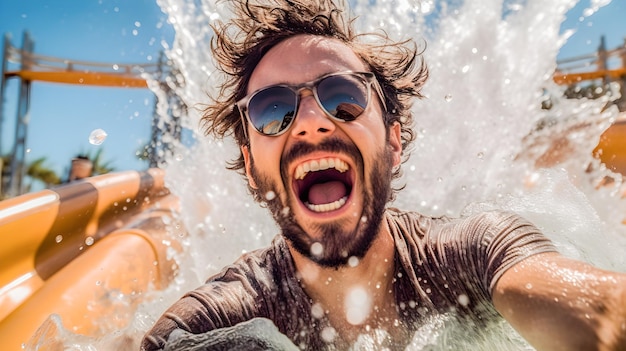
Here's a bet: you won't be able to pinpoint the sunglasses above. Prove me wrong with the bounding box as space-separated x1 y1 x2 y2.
236 71 387 137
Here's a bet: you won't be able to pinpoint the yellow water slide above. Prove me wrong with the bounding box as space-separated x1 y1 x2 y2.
0 168 183 350
594 116 626 176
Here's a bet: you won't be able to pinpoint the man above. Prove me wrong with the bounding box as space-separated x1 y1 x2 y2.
142 0 626 350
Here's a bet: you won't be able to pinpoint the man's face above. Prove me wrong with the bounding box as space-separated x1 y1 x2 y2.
241 35 402 266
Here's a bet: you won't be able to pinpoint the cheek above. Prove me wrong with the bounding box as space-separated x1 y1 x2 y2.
249 137 286 177
351 122 387 153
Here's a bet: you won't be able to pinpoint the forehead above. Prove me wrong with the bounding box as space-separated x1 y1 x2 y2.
247 35 368 92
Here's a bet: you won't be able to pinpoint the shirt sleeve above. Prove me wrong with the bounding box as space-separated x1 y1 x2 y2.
140 269 260 351
141 236 302 351
449 210 558 296
388 208 558 319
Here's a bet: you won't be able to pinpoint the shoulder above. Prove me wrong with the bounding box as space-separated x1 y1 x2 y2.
141 236 299 350
385 208 535 243
388 208 556 292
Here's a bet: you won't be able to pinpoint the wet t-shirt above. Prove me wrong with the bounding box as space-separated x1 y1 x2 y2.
141 209 557 350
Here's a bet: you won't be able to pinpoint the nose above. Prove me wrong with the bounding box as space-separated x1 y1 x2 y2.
290 92 336 140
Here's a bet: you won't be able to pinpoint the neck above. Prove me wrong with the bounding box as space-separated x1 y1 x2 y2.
289 216 401 345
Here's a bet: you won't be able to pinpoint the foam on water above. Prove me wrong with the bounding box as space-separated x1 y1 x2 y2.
26 0 626 349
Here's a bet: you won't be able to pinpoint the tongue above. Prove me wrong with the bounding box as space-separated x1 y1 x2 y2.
307 181 347 205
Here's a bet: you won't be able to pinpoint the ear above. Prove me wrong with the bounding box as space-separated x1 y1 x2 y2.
389 122 402 168
241 145 258 189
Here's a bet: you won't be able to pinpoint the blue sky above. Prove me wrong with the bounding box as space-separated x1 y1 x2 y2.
0 0 624 185
559 0 625 68
0 0 174 183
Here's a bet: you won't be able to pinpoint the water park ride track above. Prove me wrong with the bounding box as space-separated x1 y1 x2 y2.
553 67 626 85
594 115 626 176
0 168 184 350
3 70 149 88
6 65 624 89
2 35 162 88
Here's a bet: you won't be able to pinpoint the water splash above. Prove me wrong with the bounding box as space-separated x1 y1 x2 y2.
28 0 626 349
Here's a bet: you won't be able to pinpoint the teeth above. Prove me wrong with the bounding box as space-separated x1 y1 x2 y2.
295 157 349 180
306 196 347 213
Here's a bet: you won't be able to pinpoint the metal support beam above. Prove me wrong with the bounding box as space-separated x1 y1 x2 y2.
7 31 34 197
1 34 10 157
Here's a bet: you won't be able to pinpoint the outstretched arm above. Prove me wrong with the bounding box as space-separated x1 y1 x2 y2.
493 252 626 351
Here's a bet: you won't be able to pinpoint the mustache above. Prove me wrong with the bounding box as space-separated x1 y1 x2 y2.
280 138 362 180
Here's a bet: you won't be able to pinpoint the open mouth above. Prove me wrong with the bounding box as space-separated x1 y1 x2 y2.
293 157 353 213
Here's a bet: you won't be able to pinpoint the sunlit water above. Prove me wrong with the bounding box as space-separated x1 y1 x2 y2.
27 0 626 349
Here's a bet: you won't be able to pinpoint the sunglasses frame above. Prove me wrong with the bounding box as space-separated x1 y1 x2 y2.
236 71 387 138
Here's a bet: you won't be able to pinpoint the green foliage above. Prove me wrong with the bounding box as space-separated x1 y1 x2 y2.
27 157 61 186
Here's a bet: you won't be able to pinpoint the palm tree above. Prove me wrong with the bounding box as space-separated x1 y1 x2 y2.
26 156 61 189
1 154 61 197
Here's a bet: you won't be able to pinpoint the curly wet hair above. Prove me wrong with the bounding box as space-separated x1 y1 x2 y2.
201 0 428 185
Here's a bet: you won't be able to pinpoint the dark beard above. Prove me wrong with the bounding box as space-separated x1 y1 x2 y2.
249 138 394 268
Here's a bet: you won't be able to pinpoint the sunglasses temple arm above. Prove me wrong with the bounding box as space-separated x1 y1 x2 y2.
237 106 250 141
373 81 388 112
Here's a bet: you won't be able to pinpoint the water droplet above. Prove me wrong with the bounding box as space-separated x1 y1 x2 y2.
444 94 453 102
345 287 372 325
89 128 108 145
311 242 323 256
265 191 276 201
348 256 359 267
311 303 324 319
477 152 484 159
55 235 63 243
320 326 336 342
85 237 94 246
175 153 184 161
457 294 470 306
525 283 533 289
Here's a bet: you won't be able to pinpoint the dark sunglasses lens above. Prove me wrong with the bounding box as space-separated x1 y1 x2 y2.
317 75 368 121
248 86 297 135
